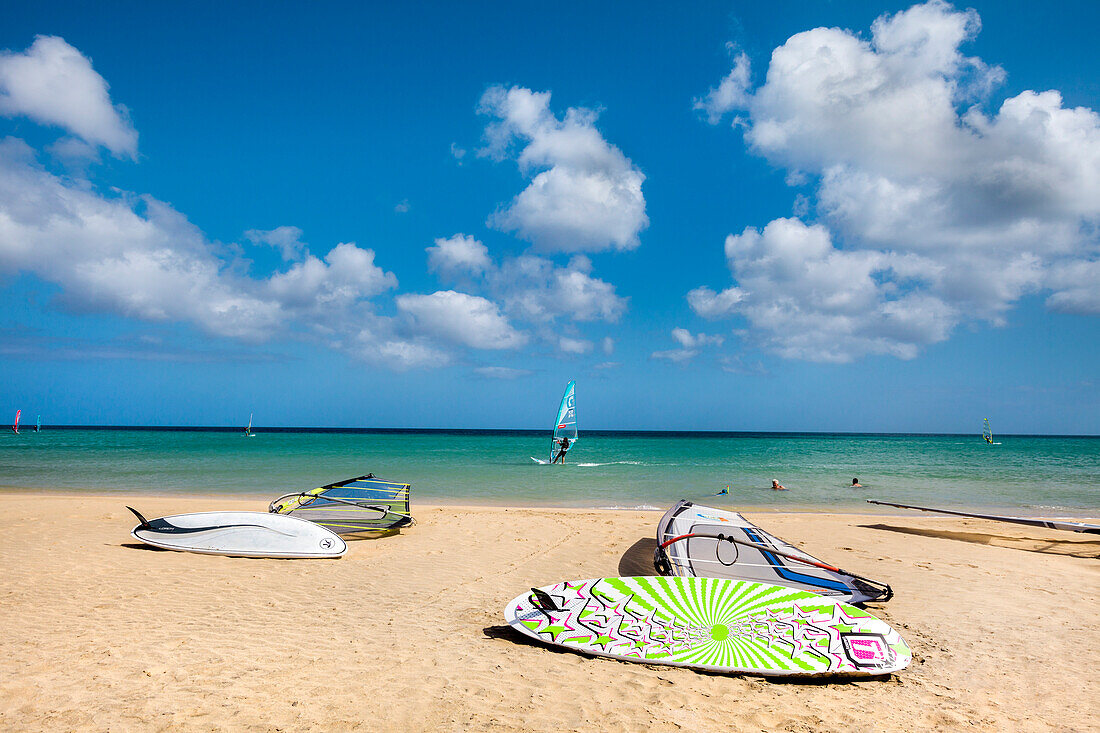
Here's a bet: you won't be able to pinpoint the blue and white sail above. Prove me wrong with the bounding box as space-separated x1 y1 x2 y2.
549 380 577 462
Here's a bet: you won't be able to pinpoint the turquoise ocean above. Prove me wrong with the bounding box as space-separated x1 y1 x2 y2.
2 428 1097 516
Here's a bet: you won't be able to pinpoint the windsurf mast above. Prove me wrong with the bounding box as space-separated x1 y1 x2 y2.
550 380 577 462
867 499 1100 534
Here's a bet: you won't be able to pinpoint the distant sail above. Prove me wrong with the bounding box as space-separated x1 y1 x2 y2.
982 418 994 444
34 415 40 433
550 380 577 462
11 409 19 434
243 413 253 437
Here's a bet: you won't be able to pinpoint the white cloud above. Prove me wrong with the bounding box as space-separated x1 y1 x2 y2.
691 1 1100 361
428 235 627 326
245 226 307 261
0 36 137 157
266 242 397 311
342 325 452 370
694 47 751 124
0 139 278 339
396 290 527 350
686 286 744 319
1045 259 1100 315
0 139 427 365
559 336 592 354
474 366 532 379
652 327 724 362
394 199 410 213
493 255 627 324
424 233 626 355
671 328 724 349
601 336 614 355
427 234 492 280
479 85 648 252
714 217 956 362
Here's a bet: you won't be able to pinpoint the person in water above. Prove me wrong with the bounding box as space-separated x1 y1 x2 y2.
552 436 570 464
851 478 863 487
770 479 787 490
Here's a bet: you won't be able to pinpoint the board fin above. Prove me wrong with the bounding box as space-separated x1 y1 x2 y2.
126 506 152 529
530 587 563 618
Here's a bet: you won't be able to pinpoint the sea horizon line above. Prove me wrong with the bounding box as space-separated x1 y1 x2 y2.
14 425 1100 438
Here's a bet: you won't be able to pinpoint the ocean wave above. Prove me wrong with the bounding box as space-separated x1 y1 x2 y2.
595 504 662 511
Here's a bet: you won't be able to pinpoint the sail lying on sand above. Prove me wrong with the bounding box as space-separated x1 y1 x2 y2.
269 474 413 534
867 499 1100 534
654 499 892 604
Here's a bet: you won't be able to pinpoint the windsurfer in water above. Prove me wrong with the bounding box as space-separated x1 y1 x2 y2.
770 479 787 491
851 478 863 487
552 436 570 464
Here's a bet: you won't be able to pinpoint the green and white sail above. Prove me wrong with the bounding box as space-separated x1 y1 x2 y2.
983 418 993 444
269 474 413 534
550 380 577 461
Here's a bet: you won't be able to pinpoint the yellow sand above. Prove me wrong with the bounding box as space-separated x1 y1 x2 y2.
1 494 1098 732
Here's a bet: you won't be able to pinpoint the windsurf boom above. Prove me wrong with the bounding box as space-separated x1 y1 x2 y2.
654 500 892 604
269 474 414 534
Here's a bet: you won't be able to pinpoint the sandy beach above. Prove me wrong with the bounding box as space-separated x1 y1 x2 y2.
1 493 1097 732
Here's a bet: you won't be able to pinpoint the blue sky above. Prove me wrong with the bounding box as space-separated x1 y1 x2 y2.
2 1 1098 433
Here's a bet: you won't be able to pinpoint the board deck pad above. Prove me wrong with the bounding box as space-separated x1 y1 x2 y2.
505 576 910 676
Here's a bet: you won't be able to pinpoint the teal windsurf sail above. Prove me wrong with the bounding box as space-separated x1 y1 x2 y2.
269 474 413 534
550 380 577 462
983 418 993 444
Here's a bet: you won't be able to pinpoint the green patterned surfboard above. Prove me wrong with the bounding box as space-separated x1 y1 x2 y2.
504 577 910 676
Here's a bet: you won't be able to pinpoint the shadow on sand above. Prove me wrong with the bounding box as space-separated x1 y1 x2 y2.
860 523 1100 559
120 542 167 551
617 537 658 576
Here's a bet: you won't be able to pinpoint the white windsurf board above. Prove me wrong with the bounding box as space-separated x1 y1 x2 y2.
127 508 346 558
